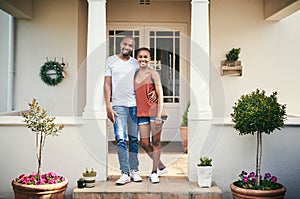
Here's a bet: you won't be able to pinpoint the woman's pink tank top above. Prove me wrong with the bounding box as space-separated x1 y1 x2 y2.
134 74 159 117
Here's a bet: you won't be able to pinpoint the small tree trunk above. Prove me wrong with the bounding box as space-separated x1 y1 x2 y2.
37 133 43 180
255 132 262 188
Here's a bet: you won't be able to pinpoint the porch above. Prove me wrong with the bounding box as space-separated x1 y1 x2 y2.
73 177 221 199
73 142 222 199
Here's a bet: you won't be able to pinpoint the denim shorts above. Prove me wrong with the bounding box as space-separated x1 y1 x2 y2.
138 116 168 125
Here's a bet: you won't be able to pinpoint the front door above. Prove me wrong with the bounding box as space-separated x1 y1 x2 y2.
107 23 189 141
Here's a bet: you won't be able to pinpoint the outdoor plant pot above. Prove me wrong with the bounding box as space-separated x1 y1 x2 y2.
77 179 85 188
12 178 68 199
196 166 213 188
230 182 286 199
82 169 97 188
179 126 188 153
83 175 96 188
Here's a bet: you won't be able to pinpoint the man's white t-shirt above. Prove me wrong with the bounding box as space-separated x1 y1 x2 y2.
105 55 139 107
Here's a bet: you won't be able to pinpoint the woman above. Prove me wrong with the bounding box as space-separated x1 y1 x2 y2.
134 47 168 183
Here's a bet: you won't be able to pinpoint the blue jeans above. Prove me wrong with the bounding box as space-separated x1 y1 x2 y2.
112 106 139 174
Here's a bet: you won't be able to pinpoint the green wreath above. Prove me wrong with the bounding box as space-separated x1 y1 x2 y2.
40 61 64 86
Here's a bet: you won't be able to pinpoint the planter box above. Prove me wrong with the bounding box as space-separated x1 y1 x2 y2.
220 60 242 76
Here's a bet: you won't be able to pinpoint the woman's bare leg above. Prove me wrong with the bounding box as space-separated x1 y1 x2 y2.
139 124 165 172
150 122 164 173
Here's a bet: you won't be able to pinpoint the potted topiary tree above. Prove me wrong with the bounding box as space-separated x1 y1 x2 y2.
11 99 68 199
180 101 190 153
230 89 287 199
196 157 213 188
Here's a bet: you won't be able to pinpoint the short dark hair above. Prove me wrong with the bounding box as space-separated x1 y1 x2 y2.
136 47 150 55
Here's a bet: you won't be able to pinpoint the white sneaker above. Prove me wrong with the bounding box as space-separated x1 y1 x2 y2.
150 173 159 183
157 167 168 176
130 170 142 182
116 174 130 185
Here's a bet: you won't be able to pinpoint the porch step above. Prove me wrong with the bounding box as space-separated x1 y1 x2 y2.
73 176 222 199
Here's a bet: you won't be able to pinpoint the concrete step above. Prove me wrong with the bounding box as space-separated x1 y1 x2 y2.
73 176 222 199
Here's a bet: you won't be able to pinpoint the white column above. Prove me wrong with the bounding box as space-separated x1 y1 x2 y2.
81 0 107 181
188 0 213 181
7 15 14 111
83 0 106 119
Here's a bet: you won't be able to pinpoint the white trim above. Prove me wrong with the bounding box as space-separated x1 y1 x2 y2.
212 117 300 126
1 116 299 127
107 22 187 33
191 0 209 4
4 115 298 126
0 116 84 126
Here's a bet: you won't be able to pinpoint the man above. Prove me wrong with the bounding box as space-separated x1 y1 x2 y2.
104 36 142 185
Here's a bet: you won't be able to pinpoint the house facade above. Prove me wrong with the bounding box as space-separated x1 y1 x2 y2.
0 0 300 198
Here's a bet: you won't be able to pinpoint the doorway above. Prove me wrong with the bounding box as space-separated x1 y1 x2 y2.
106 23 189 142
106 23 189 176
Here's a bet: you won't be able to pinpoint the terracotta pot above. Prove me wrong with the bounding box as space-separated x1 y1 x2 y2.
12 178 68 199
230 182 286 199
179 126 188 153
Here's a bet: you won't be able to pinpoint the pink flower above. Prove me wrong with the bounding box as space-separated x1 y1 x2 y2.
39 178 47 185
271 176 277 182
265 173 271 178
17 172 65 185
249 172 255 177
47 172 57 177
237 171 281 190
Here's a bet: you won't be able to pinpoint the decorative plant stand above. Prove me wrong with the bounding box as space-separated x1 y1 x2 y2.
221 60 242 76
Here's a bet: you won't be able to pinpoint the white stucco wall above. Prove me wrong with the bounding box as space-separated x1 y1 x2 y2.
210 0 300 117
12 0 87 116
107 0 191 33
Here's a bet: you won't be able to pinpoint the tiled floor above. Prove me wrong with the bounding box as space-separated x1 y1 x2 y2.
107 141 188 177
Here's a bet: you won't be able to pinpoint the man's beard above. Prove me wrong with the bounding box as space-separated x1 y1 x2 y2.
122 52 132 57
121 48 132 57
122 52 131 57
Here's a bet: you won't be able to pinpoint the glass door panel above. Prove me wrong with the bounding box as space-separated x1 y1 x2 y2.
149 30 180 103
